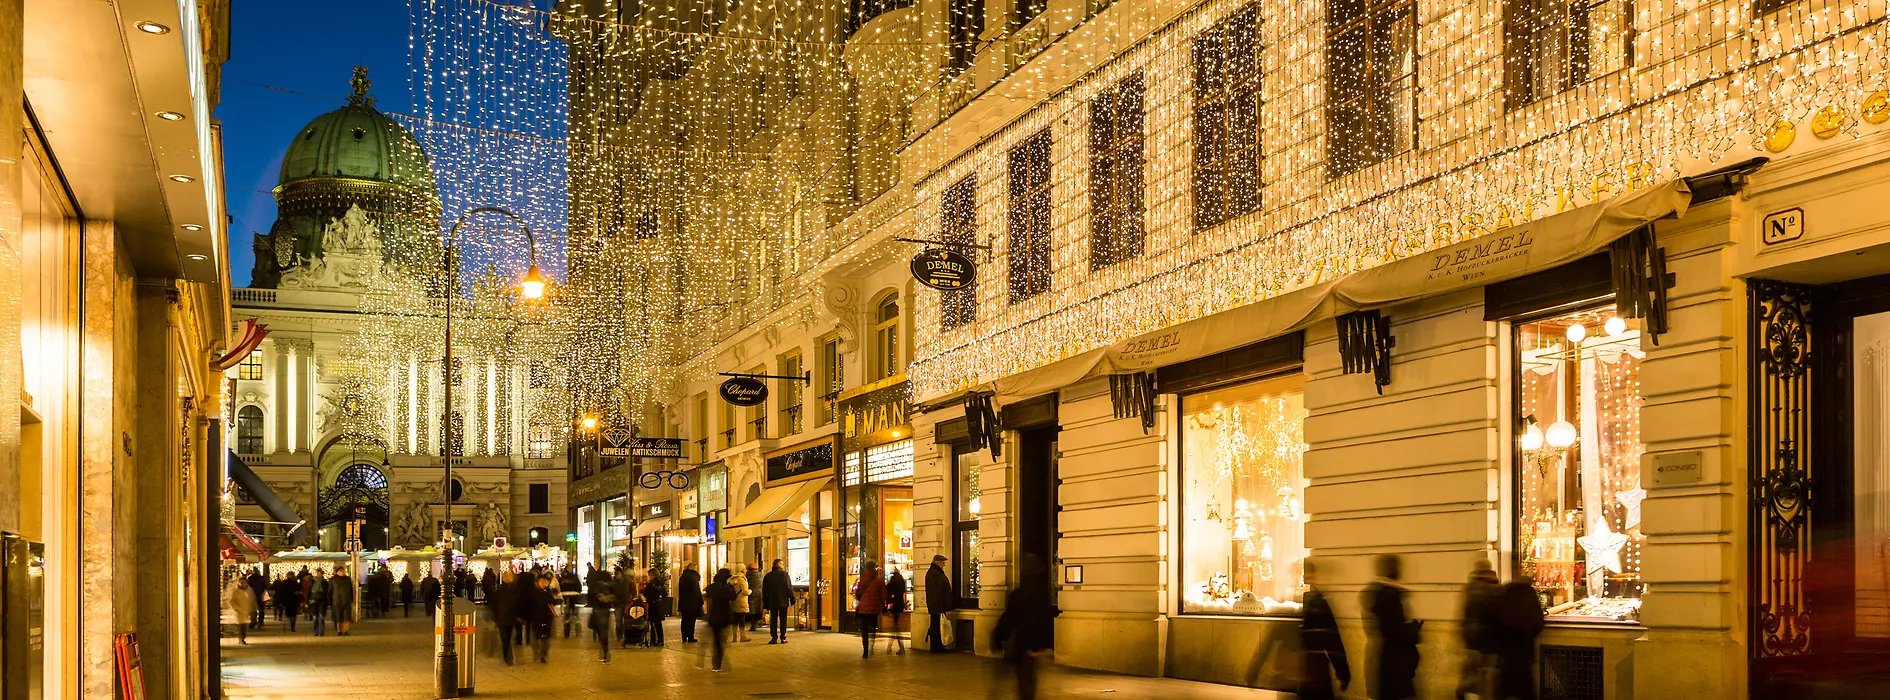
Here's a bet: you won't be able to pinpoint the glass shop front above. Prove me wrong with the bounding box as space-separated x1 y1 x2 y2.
836 376 915 635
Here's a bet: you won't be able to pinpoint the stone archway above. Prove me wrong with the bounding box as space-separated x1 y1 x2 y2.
319 463 390 550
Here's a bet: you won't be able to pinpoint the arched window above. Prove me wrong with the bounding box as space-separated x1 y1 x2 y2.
236 406 264 454
874 293 900 380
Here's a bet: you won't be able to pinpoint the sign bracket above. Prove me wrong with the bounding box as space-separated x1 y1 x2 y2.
719 371 811 384
896 236 992 261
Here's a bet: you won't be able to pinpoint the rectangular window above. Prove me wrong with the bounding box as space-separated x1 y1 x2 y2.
1092 73 1147 268
529 483 550 514
948 0 986 75
818 336 844 426
1514 307 1644 623
1327 0 1417 177
526 423 556 459
1504 0 1632 109
1007 129 1053 303
1015 0 1046 28
1179 373 1309 616
237 351 264 381
954 447 983 607
1754 0 1796 16
780 351 805 436
941 176 979 329
1192 6 1261 231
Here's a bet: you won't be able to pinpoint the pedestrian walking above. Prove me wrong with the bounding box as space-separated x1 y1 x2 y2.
274 575 301 632
1297 558 1351 700
300 570 315 622
678 563 703 643
399 573 415 616
330 569 356 636
925 554 953 652
1458 558 1502 699
482 568 499 606
1483 564 1545 700
643 573 669 646
495 570 523 665
992 554 1054 700
528 575 557 663
422 571 441 613
308 570 330 636
560 569 583 637
704 568 738 671
885 566 909 655
745 563 764 635
852 562 888 658
246 569 268 629
225 579 256 644
590 572 617 662
731 563 753 642
375 569 393 616
1365 554 1421 700
763 559 793 644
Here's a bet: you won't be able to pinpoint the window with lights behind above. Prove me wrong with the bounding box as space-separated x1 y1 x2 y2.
1180 373 1308 616
1515 307 1644 623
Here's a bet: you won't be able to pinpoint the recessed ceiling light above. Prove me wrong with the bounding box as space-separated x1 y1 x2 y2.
186 254 209 261
156 111 186 121
135 22 170 35
168 174 194 183
181 224 203 231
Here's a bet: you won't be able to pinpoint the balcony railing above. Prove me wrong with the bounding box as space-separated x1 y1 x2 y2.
781 404 803 436
818 390 841 426
695 437 709 462
721 428 736 449
748 415 767 442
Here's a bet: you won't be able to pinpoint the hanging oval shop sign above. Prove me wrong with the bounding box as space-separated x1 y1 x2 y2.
719 376 769 406
910 248 977 291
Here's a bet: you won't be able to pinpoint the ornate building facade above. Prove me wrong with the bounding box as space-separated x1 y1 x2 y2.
230 71 570 557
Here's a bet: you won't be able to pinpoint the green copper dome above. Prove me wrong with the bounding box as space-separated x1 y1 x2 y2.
276 71 436 192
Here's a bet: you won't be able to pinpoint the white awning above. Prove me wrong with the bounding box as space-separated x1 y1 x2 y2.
723 477 830 542
971 178 1693 403
632 517 671 539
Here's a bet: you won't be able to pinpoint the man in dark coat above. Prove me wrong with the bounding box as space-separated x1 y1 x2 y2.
526 575 557 662
993 554 1054 700
493 571 522 665
745 563 765 633
1484 567 1546 700
677 563 703 643
762 559 794 644
642 574 669 646
329 569 357 636
1298 558 1352 700
704 568 739 671
924 554 954 652
422 572 442 613
273 575 301 632
1365 554 1421 700
246 570 268 629
399 573 415 616
481 569 499 605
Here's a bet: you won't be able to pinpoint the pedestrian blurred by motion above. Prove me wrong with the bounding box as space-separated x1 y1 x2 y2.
993 553 1054 700
763 559 793 644
400 572 415 616
643 571 669 646
225 578 255 644
1483 560 1545 700
1297 558 1351 700
246 569 268 629
560 569 583 637
1458 557 1502 699
494 570 523 665
308 570 330 636
422 570 441 612
885 566 909 655
275 575 301 631
376 567 394 616
731 562 753 642
745 563 765 635
925 554 954 653
1366 555 1421 700
853 562 888 658
481 568 499 605
300 569 315 621
590 570 617 662
329 568 356 636
704 568 739 671
678 563 703 643
528 575 557 663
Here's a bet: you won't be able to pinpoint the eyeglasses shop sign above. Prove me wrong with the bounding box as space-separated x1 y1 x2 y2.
719 377 768 406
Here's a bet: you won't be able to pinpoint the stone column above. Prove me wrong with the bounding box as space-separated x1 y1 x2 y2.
132 281 180 700
79 219 136 700
297 340 314 452
272 341 291 453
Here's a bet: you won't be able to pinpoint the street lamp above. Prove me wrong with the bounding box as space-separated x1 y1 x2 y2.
436 206 546 699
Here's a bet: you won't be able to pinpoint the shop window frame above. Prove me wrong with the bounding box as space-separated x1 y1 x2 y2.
949 441 983 609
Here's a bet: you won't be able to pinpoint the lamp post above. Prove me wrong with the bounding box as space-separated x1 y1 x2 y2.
436 206 546 699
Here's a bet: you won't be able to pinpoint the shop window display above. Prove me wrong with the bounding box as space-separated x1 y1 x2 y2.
1515 307 1645 623
1179 374 1308 616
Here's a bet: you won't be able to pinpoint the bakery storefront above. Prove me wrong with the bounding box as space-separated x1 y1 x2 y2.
837 375 915 635
726 436 837 630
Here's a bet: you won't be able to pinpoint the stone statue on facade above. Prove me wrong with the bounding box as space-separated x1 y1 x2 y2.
278 204 385 291
399 500 434 547
475 500 508 545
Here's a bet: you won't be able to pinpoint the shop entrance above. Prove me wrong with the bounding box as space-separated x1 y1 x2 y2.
1749 277 1890 698
317 463 389 551
1016 425 1060 642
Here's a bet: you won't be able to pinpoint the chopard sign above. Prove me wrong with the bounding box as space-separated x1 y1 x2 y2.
1427 228 1537 283
719 377 768 406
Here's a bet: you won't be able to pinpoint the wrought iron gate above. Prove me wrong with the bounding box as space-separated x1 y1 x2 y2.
1749 279 1817 661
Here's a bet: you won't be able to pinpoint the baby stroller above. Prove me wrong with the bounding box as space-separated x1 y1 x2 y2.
620 599 649 648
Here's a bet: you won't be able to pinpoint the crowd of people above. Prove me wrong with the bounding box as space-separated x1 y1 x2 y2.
224 550 1547 700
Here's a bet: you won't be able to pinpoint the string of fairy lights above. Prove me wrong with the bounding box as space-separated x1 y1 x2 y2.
360 0 1890 425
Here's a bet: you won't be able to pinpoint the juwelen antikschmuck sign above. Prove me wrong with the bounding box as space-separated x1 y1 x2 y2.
719 376 768 406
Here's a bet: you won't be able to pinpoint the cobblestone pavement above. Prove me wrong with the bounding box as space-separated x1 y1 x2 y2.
220 607 1288 700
